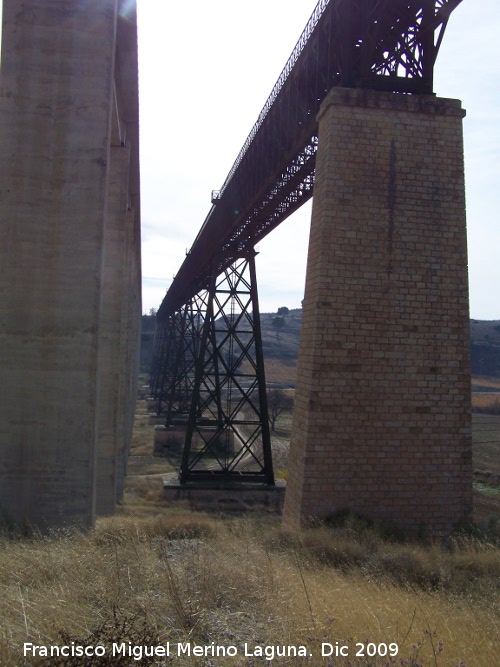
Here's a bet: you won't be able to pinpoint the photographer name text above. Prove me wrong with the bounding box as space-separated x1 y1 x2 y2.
24 640 399 661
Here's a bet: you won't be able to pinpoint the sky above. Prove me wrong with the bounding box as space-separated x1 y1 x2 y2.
0 1 496 317
138 0 499 320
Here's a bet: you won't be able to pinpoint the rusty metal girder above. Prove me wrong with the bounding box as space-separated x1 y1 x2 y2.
157 0 462 322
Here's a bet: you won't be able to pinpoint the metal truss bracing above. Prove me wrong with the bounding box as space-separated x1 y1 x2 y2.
178 253 274 484
150 0 463 487
157 0 463 322
149 321 167 411
150 295 207 421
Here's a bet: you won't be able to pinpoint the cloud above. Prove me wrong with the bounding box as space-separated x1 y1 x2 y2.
138 0 499 319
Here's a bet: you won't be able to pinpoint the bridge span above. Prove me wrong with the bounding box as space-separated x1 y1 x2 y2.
158 0 462 319
151 0 471 536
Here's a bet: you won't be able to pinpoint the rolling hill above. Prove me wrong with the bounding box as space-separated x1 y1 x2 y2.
141 310 500 386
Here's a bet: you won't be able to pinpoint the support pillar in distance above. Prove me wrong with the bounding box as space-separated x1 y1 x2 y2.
180 252 274 485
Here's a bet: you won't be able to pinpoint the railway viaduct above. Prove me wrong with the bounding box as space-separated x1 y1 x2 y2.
151 0 472 537
0 0 471 537
0 0 141 529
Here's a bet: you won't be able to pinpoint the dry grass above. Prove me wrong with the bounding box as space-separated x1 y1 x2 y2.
130 400 159 456
471 376 500 391
0 511 499 667
472 414 500 474
123 396 176 516
1 395 499 666
471 393 500 412
263 358 298 385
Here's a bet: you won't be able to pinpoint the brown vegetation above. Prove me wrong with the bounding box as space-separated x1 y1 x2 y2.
1 390 499 667
471 375 500 415
472 412 500 529
0 508 499 667
472 397 500 414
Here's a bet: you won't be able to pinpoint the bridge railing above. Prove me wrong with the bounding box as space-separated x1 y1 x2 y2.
218 0 330 200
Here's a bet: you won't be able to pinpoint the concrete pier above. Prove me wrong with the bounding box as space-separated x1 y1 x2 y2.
0 0 141 529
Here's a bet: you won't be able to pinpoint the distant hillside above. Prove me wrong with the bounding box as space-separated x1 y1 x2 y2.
140 311 500 384
258 311 500 385
259 308 301 386
470 320 500 377
259 312 500 385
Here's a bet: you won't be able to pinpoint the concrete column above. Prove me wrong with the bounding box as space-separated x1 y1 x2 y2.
0 0 118 530
115 207 141 505
283 88 472 537
114 8 142 504
96 145 130 515
95 6 141 513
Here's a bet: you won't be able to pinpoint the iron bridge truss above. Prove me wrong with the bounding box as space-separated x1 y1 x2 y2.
151 0 463 485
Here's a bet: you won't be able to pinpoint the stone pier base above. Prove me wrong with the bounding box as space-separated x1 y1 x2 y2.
163 474 286 513
154 425 185 456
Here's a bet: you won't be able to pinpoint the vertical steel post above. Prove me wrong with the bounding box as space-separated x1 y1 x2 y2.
179 267 215 484
249 252 274 484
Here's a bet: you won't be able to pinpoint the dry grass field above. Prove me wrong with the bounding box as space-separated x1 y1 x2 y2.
471 375 500 527
472 413 500 528
0 506 499 666
1 384 499 667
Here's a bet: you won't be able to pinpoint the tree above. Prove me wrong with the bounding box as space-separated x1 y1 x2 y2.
272 315 285 340
277 306 289 316
267 388 294 432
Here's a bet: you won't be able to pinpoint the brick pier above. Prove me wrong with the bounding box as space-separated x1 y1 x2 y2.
283 88 472 536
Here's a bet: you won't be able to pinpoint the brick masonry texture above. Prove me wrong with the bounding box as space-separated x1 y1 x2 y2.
282 88 472 536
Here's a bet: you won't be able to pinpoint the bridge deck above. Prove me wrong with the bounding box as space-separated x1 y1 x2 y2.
157 0 462 321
